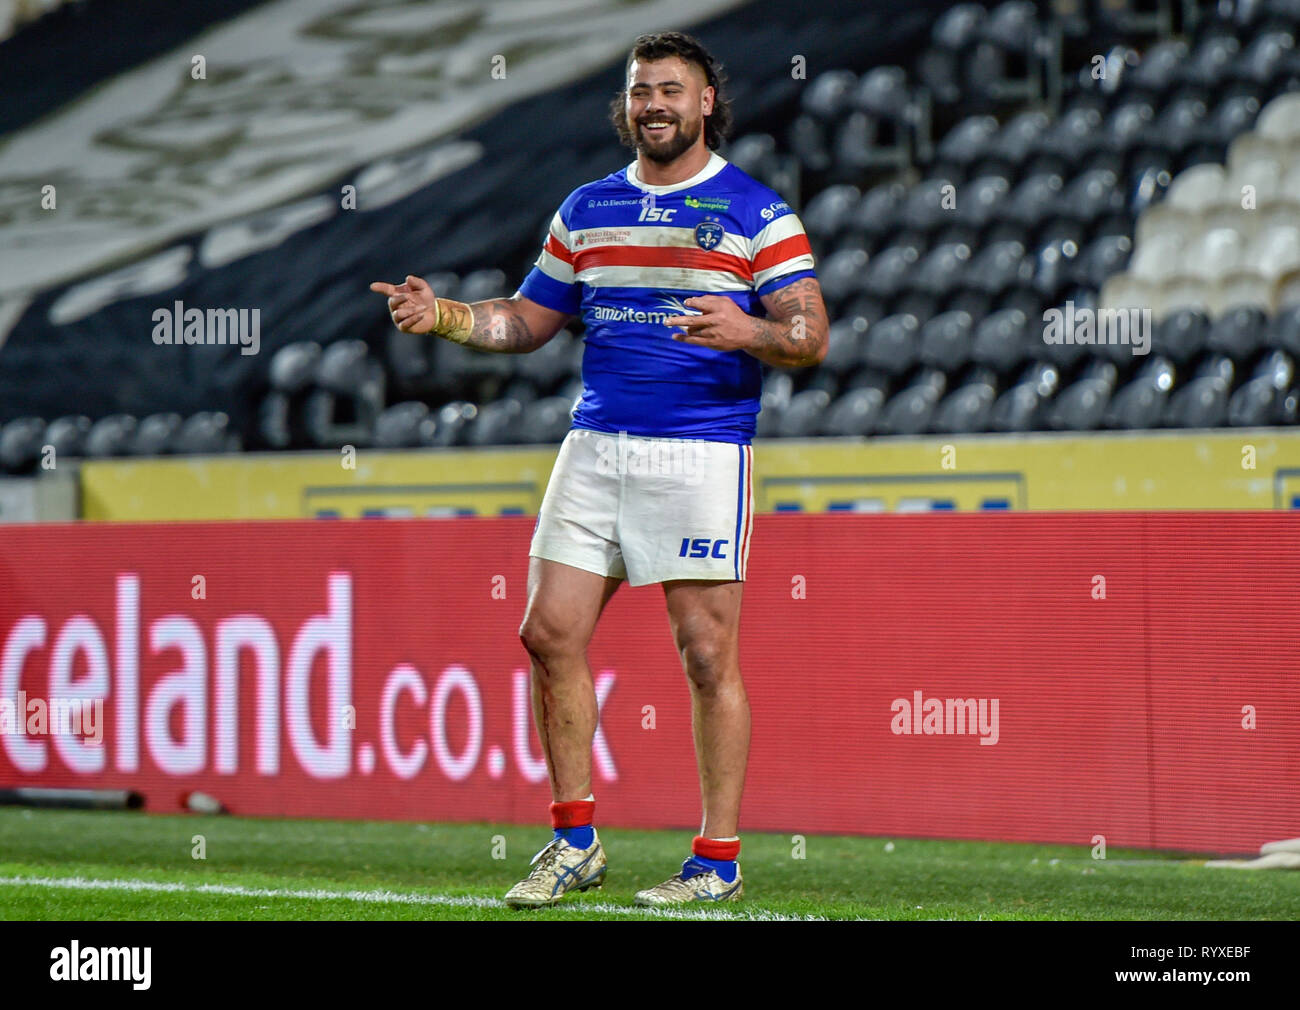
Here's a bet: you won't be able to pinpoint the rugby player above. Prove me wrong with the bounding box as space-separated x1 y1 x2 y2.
371 30 827 907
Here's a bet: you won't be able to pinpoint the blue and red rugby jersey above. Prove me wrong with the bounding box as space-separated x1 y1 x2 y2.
517 151 817 444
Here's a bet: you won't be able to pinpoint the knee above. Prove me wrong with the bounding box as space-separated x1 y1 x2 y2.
518 612 579 671
679 634 734 693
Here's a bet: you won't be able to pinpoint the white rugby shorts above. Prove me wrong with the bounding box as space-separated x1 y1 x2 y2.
529 427 754 586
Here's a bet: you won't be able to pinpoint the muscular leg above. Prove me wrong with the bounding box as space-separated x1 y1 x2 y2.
518 557 621 803
662 579 749 839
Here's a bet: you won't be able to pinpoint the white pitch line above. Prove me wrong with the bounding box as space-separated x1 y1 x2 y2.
0 875 827 921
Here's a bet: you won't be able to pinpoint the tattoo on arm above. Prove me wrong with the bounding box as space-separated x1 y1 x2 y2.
749 278 828 367
458 298 538 353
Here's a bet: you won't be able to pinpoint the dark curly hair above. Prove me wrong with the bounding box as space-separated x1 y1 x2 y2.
608 32 733 152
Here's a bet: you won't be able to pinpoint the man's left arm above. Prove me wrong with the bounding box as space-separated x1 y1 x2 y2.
663 277 829 368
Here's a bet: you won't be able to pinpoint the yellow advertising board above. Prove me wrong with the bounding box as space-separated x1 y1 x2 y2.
79 429 1300 521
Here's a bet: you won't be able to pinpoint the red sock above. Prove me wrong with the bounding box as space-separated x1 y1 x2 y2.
692 835 741 861
550 799 595 828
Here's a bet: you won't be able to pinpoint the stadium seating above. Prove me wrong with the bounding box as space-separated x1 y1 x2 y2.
1 0 1297 469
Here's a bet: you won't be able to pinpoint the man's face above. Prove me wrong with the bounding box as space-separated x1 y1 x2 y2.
625 57 713 164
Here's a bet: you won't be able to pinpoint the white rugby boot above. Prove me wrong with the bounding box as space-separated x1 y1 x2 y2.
504 830 607 909
633 856 743 906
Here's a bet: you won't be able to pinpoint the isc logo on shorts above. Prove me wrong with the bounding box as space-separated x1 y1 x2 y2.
679 537 729 559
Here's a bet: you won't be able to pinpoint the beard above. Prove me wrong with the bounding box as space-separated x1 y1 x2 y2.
636 116 702 163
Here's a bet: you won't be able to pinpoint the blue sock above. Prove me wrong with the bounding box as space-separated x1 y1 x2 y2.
554 825 594 848
683 853 737 883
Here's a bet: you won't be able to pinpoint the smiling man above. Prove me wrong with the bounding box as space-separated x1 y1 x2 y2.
371 30 827 907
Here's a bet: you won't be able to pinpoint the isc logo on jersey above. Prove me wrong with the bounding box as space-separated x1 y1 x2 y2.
638 204 676 222
679 537 729 559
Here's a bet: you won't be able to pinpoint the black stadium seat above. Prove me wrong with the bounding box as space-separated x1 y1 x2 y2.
514 330 581 393
1232 28 1298 88
777 389 832 437
1101 100 1156 155
863 313 921 376
912 243 973 298
1152 308 1211 365
953 174 1011 230
1060 168 1127 225
306 340 386 448
972 308 1033 373
1178 32 1242 89
1048 361 1118 431
1147 94 1209 156
1036 107 1104 162
1206 306 1269 363
44 415 92 458
466 397 525 446
1195 94 1262 148
0 417 46 473
935 115 1000 171
818 247 869 304
270 340 322 393
1165 372 1233 428
849 182 908 244
968 1 1041 104
517 397 575 444
965 240 1032 295
1268 303 1300 356
861 245 920 300
803 184 861 242
802 69 858 122
787 115 833 173
1228 350 1299 425
918 4 987 105
932 367 998 432
1105 356 1177 429
131 412 184 456
990 362 1059 432
457 268 509 304
823 317 869 375
1002 173 1064 229
878 369 947 435
1126 39 1190 99
898 178 957 233
174 412 239 454
853 65 909 118
919 310 975 370
820 384 888 436
727 133 780 181
985 110 1051 172
1072 233 1133 290
85 414 138 457
374 401 435 448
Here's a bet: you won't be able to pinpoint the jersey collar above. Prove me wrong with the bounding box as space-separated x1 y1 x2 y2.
626 151 727 194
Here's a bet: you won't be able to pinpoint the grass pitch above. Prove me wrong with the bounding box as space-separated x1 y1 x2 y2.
1 808 1296 920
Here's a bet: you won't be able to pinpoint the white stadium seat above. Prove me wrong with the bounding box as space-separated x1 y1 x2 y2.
1256 92 1300 147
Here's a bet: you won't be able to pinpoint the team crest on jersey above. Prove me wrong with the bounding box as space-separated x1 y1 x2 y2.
695 218 725 250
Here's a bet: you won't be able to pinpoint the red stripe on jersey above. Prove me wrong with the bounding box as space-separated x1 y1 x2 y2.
543 235 573 264
751 233 813 274
573 244 753 280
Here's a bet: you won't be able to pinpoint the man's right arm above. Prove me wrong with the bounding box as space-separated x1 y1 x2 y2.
370 275 572 353
441 293 573 353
